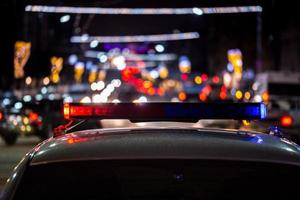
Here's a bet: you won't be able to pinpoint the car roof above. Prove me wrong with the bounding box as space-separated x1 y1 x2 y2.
30 125 300 166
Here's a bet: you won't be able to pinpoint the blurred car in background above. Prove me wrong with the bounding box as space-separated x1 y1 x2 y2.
0 98 63 145
251 71 300 143
0 103 45 145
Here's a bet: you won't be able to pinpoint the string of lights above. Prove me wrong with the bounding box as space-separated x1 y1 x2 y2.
71 32 200 43
84 51 177 62
25 5 262 15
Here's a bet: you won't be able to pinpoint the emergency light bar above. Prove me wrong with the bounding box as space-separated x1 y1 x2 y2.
63 103 267 121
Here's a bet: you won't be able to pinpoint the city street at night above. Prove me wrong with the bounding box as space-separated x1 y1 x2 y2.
0 0 300 199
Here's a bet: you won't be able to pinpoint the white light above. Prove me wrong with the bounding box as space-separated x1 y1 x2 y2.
171 97 180 102
139 96 148 102
96 81 105 91
81 34 89 42
42 77 50 85
48 94 55 100
150 70 159 79
91 82 98 91
2 98 11 106
117 64 126 70
60 15 70 23
193 7 203 15
68 54 78 65
16 116 22 122
80 96 92 103
111 79 122 87
133 96 148 103
41 87 48 94
14 102 23 110
25 5 263 15
25 76 32 85
75 62 85 69
99 54 108 63
35 94 43 101
236 59 243 67
112 56 126 70
90 40 99 48
254 95 262 102
106 84 115 93
86 50 177 62
223 72 232 87
23 95 32 102
64 96 73 103
92 94 108 103
252 82 259 91
92 94 102 103
71 32 200 43
155 44 165 53
112 99 121 103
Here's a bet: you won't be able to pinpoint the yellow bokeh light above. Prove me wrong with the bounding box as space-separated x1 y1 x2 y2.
23 117 29 125
244 91 251 100
143 81 153 89
88 71 97 83
51 73 60 83
242 120 251 126
194 76 202 85
235 90 243 100
159 67 169 79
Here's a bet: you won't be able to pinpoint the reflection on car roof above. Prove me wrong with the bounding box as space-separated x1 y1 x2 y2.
31 126 300 166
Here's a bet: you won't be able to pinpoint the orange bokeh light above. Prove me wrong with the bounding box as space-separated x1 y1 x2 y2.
178 92 187 101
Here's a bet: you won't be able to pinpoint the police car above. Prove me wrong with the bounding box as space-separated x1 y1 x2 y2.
1 103 300 199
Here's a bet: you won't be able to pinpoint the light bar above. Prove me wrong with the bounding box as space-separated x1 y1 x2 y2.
25 5 262 15
63 103 267 120
71 32 200 43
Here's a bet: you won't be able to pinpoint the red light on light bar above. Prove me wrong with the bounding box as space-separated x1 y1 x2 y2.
280 115 293 127
63 103 266 120
70 106 93 117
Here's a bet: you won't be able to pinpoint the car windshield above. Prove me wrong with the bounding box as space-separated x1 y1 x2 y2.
13 160 300 199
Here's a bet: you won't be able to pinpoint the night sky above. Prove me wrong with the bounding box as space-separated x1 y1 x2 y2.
0 0 299 90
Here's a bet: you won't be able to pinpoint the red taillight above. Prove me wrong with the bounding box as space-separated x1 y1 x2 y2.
29 112 39 122
0 112 3 121
280 115 293 127
212 75 220 84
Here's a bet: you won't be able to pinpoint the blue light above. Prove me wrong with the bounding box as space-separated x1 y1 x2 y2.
244 103 267 119
65 103 266 120
260 103 267 119
227 63 234 72
245 106 259 117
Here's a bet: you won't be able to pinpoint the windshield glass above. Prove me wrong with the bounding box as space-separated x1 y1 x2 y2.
13 160 300 199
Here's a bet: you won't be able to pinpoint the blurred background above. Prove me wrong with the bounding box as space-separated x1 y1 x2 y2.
0 0 299 191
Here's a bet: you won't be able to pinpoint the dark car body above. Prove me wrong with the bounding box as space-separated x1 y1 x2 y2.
1 124 300 199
